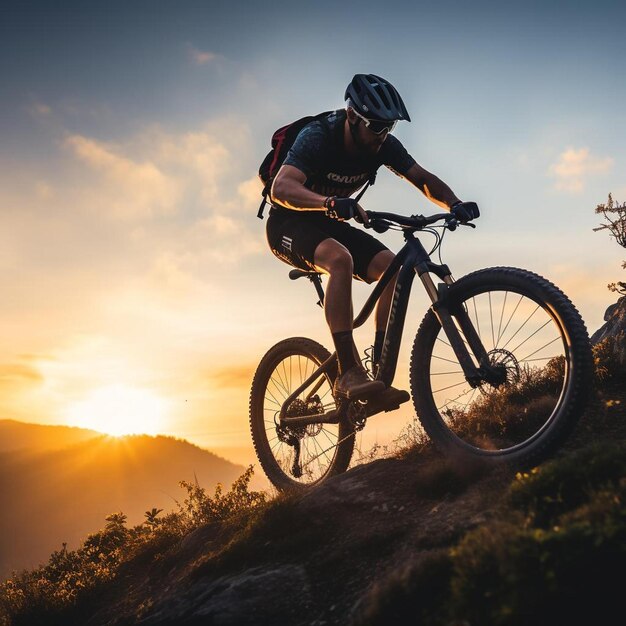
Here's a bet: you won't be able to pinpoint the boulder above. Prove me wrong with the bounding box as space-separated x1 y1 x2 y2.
591 296 626 368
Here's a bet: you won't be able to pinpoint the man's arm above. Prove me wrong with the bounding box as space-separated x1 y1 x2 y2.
404 162 461 209
271 165 369 223
270 165 326 211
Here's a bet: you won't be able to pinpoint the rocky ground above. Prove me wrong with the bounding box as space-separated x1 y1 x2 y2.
72 380 624 626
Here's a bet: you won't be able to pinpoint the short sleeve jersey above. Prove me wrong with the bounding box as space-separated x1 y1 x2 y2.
281 109 416 199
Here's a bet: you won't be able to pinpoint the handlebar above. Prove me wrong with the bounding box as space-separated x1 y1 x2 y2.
364 210 475 233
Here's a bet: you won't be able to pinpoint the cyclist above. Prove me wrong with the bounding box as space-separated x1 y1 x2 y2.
267 73 479 405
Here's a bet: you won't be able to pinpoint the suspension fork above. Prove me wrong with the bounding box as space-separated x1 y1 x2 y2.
419 272 490 386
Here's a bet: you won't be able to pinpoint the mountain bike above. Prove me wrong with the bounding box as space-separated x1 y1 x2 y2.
250 210 593 492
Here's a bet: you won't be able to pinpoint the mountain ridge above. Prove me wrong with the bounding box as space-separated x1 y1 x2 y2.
0 421 246 580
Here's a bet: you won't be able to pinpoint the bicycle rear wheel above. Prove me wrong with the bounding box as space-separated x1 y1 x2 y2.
250 337 355 491
410 267 593 467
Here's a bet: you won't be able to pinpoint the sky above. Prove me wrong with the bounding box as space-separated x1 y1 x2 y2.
1 0 625 466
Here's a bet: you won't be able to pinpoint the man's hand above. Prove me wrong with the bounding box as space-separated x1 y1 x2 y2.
324 197 369 224
450 201 480 223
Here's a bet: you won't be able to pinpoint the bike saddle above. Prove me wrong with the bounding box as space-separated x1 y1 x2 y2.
289 269 322 281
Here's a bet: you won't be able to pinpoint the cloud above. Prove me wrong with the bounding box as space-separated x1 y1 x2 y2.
549 147 613 193
65 135 181 219
153 129 231 205
237 176 263 210
28 102 52 118
35 181 54 199
206 363 256 389
0 363 44 389
188 46 218 66
0 116 264 356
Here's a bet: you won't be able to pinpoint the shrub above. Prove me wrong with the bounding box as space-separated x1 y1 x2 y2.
0 466 266 625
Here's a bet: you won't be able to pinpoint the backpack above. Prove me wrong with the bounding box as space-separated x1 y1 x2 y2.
256 111 376 219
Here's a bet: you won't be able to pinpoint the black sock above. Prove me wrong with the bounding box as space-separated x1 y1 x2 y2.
373 330 386 365
332 330 357 375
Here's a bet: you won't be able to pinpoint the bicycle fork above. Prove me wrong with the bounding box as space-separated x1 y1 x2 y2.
420 272 498 387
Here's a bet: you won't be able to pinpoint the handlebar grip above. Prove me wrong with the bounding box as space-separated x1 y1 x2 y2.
371 221 390 233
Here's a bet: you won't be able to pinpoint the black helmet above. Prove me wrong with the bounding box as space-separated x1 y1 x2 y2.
345 74 411 122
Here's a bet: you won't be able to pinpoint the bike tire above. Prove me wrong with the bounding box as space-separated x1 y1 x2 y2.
410 267 593 467
250 337 355 492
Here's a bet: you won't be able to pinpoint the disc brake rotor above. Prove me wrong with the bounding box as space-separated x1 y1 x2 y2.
479 348 521 394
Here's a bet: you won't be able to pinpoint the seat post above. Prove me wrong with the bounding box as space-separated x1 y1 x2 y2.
308 274 325 308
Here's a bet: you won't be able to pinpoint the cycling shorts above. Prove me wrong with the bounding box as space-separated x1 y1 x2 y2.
266 206 389 283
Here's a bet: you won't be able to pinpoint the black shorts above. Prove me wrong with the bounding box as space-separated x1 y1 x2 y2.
266 206 388 283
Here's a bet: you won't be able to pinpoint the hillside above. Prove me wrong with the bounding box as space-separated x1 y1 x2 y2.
1 316 625 625
1 379 623 626
0 420 103 454
0 422 245 579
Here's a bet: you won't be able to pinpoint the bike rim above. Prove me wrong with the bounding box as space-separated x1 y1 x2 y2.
427 287 570 455
263 352 340 485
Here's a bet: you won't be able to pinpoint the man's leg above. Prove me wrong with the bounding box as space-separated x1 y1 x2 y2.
313 238 353 335
314 238 385 398
364 249 410 414
366 249 398 363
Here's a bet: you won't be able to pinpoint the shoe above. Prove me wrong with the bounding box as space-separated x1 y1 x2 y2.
334 365 386 400
366 386 411 417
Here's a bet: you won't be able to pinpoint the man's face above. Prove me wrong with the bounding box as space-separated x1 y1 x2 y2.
347 108 390 155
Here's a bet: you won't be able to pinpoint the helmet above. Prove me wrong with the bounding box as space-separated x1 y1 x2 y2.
345 74 411 122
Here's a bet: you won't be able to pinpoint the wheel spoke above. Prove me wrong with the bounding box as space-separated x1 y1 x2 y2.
509 318 553 355
489 291 495 350
496 291 508 346
519 336 561 363
500 304 540 352
433 380 470 394
498 293 524 347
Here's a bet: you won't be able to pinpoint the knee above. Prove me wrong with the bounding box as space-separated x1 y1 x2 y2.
315 240 354 275
367 250 395 281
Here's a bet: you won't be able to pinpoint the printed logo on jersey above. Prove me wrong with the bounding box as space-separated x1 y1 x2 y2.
281 236 293 252
326 172 369 185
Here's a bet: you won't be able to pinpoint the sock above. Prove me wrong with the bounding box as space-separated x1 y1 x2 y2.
373 330 386 365
332 330 358 375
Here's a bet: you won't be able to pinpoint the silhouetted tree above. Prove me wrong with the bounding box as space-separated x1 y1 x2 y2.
594 193 626 294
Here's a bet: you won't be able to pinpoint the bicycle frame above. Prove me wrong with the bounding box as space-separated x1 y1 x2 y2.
279 229 492 428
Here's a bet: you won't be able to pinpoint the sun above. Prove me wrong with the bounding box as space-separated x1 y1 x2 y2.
65 384 169 437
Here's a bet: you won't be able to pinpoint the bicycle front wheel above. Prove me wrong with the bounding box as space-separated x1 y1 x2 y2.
250 337 355 492
410 267 593 467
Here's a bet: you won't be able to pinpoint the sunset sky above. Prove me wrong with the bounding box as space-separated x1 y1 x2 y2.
2 0 625 465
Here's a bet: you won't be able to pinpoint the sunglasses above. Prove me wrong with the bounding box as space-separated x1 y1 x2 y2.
351 108 397 135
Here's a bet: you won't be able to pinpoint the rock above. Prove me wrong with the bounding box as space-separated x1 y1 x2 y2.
139 565 311 625
591 296 626 344
591 296 626 369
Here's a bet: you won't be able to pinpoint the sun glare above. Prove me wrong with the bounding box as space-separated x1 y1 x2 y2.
65 384 168 437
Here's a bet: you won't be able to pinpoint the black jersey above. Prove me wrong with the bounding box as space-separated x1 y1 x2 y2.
281 109 416 199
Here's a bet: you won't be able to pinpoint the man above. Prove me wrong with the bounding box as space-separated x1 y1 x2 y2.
266 73 479 404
